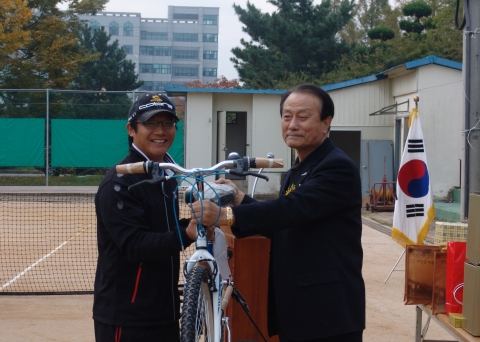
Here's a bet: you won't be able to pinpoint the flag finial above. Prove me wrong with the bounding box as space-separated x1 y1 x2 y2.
414 95 419 108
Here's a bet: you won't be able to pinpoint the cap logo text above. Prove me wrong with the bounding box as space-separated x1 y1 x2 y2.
138 102 173 111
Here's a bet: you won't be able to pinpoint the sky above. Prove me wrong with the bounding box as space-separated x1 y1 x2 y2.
86 0 320 81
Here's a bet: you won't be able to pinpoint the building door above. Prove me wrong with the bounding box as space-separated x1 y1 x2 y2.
217 111 247 182
360 140 394 197
329 130 361 170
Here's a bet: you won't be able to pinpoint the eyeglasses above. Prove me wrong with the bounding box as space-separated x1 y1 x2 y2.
138 121 176 130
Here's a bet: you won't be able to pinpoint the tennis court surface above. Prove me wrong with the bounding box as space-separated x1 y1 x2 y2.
0 187 453 341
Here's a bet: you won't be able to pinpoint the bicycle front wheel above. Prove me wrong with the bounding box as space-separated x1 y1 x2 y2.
181 265 215 342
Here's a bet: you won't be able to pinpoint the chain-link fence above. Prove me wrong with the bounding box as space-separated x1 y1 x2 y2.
0 89 185 182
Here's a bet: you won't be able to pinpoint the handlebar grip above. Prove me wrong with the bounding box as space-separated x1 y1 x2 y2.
116 162 146 174
252 158 284 168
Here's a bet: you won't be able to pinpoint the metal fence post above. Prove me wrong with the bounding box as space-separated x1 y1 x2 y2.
46 88 49 186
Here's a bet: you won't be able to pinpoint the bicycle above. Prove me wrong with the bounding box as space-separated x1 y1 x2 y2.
115 154 283 342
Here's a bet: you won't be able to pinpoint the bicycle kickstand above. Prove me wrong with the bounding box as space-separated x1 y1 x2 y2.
231 287 268 342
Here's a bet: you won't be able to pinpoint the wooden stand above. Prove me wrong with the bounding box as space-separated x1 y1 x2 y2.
225 232 279 342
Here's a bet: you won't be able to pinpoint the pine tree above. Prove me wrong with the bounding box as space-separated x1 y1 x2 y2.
230 0 354 88
73 27 142 91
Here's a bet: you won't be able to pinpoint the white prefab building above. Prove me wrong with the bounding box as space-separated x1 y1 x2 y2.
166 56 463 201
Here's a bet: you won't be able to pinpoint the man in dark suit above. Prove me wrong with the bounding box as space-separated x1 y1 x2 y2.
192 84 365 341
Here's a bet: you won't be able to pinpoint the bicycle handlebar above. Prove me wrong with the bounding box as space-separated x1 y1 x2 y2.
116 156 283 190
115 157 284 176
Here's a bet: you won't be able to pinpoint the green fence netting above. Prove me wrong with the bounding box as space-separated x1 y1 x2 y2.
51 119 127 167
0 118 45 167
169 120 184 164
51 119 184 168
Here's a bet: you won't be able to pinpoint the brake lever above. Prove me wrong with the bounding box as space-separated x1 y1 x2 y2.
230 170 269 181
128 176 167 190
127 162 168 190
245 172 268 181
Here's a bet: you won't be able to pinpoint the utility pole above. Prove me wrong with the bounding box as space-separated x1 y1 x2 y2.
462 0 480 220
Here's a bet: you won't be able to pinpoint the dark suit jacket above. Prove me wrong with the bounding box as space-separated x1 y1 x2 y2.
231 138 365 340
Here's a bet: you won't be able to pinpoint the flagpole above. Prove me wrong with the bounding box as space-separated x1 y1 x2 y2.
384 249 406 283
385 97 418 284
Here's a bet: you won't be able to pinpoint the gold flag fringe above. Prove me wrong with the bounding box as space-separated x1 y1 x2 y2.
391 204 435 248
408 107 419 128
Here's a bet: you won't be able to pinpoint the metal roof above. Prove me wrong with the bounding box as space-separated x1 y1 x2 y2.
165 87 284 95
165 55 462 95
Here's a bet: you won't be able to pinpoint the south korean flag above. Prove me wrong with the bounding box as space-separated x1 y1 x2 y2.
392 106 435 248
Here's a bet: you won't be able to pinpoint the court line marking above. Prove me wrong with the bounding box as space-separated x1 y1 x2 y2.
1 226 90 291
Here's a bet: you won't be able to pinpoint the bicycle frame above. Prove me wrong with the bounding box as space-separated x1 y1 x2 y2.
116 155 283 342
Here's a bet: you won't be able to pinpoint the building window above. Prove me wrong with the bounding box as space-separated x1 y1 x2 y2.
140 46 172 56
140 81 171 91
173 67 198 76
141 31 168 40
203 50 217 60
226 112 237 124
90 21 100 35
173 33 198 42
173 50 198 59
203 15 217 25
173 13 199 20
203 34 218 42
123 22 133 36
139 64 171 74
203 68 217 77
109 22 119 36
123 45 133 54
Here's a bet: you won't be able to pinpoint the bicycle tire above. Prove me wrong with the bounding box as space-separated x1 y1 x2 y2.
181 265 215 342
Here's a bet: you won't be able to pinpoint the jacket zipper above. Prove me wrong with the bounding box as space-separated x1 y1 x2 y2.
131 263 142 303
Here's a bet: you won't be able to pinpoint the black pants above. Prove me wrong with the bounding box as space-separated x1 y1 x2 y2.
279 330 363 342
94 320 180 342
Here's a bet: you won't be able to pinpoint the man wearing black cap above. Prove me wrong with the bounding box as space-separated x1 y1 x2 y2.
93 93 198 341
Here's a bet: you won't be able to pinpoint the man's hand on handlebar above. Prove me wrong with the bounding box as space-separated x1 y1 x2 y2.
190 200 225 228
185 219 198 240
185 219 214 241
214 179 245 205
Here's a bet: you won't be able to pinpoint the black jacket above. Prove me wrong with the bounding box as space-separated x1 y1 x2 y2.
232 138 365 340
93 148 194 327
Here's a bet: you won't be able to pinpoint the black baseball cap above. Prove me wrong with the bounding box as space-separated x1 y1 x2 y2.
128 93 178 123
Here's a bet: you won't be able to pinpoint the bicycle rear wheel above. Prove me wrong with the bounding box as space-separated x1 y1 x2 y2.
181 265 215 342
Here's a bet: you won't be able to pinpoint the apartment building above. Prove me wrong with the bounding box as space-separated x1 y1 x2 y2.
78 6 219 91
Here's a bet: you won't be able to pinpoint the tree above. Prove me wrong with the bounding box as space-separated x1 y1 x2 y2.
399 1 433 33
353 0 393 44
312 0 461 86
0 0 32 74
0 0 107 89
230 0 354 89
403 1 433 22
73 26 143 91
61 27 142 119
368 26 395 41
183 76 240 89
